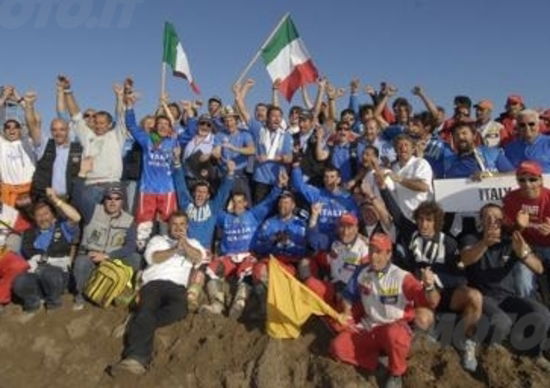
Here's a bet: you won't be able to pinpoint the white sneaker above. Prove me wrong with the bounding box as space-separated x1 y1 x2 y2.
109 358 146 376
461 339 478 372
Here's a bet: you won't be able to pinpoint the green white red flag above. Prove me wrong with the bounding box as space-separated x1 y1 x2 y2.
261 16 319 101
163 22 200 94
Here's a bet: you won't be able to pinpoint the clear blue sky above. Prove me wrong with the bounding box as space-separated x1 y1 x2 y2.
2 0 549 124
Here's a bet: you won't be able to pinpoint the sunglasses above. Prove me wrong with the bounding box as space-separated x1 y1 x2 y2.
106 196 122 201
518 122 537 129
518 177 540 183
83 113 95 118
199 121 212 127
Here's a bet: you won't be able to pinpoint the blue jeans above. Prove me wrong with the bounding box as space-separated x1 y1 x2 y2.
514 245 550 297
12 264 68 311
72 253 142 298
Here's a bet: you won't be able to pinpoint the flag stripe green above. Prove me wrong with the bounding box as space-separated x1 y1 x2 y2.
261 17 300 65
163 22 178 67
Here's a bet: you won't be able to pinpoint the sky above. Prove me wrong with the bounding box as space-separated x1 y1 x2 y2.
2 0 550 125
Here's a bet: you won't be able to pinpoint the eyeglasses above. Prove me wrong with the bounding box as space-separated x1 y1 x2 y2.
83 113 95 118
337 127 350 132
106 196 122 201
518 177 540 183
199 121 212 127
518 122 537 129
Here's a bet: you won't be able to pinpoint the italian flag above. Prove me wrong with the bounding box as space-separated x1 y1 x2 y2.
261 16 319 102
163 22 200 94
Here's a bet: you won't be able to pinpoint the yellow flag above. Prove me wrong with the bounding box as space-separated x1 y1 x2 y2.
266 257 344 339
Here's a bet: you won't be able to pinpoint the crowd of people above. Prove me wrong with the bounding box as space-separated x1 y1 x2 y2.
0 76 549 387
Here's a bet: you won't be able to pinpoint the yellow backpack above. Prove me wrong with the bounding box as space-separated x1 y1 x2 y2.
84 259 134 308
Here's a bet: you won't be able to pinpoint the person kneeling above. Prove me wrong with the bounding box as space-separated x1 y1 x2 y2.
13 188 80 316
109 211 206 376
330 233 440 388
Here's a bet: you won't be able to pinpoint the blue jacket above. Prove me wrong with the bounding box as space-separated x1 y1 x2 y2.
126 109 176 194
444 146 514 178
217 187 281 255
253 214 307 259
292 167 359 250
173 165 234 249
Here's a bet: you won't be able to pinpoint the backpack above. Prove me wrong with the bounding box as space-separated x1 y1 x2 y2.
84 259 134 308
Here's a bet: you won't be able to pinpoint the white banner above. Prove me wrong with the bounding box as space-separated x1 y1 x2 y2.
434 174 550 213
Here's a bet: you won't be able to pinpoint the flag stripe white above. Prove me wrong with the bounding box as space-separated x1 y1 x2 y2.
265 38 311 82
174 43 193 83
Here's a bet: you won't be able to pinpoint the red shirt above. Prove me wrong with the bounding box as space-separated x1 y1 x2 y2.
503 187 550 247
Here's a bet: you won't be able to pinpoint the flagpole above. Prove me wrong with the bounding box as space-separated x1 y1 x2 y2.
161 62 167 98
235 12 290 85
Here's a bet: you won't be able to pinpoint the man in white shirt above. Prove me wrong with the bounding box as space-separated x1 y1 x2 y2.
62 76 127 219
109 211 206 376
387 134 433 221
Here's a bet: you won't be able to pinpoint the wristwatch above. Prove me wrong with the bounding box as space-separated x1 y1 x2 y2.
520 249 532 261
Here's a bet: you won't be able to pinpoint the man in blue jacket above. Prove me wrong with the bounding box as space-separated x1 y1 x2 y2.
292 163 360 251
201 170 288 319
251 191 308 316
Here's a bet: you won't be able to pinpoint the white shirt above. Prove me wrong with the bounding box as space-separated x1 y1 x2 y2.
0 136 35 184
143 235 206 287
71 112 127 184
391 156 433 221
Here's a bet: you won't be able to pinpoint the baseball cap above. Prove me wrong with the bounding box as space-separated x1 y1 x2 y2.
339 213 358 226
474 99 493 111
104 184 125 199
516 161 542 177
208 95 222 105
198 113 212 123
369 233 392 251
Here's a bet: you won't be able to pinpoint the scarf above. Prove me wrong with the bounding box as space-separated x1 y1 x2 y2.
259 126 284 160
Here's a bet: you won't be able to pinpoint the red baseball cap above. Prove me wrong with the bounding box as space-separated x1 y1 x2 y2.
369 233 392 251
516 161 542 177
339 213 358 226
506 94 524 106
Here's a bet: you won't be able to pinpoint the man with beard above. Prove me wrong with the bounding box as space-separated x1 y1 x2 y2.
444 122 514 179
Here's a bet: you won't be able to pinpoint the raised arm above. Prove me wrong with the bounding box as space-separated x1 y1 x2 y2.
271 79 281 108
63 76 81 117
348 78 360 116
291 164 320 203
251 169 287 221
374 84 397 129
46 188 81 224
412 86 439 120
55 77 69 120
172 146 192 209
234 78 255 124
311 78 327 124
212 160 236 211
22 91 41 147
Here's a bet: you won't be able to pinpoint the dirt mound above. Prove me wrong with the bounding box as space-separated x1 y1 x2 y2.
0 297 548 388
